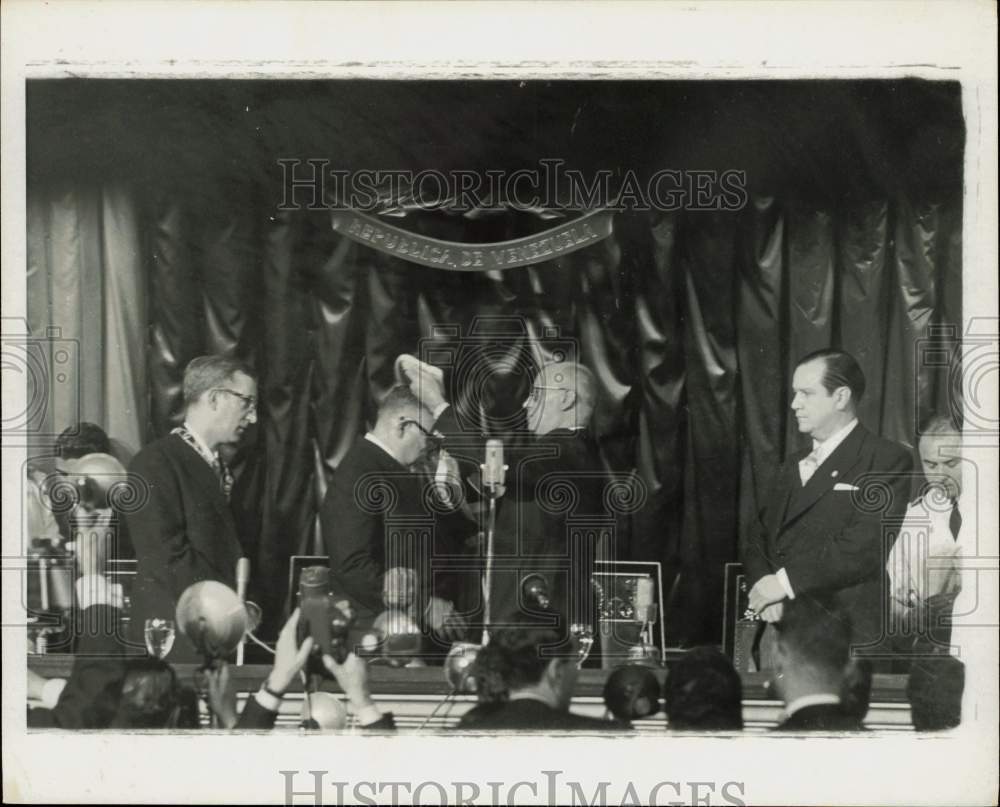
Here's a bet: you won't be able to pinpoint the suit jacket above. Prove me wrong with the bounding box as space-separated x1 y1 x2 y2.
320 436 471 633
744 424 913 649
28 604 127 729
456 698 621 731
125 434 245 662
774 703 865 732
433 408 607 634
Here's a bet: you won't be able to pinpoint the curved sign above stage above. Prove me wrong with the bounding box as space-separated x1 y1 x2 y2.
330 209 614 272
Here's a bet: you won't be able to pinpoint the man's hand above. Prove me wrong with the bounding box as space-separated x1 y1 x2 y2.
321 652 375 713
205 662 239 729
759 602 784 623
424 596 467 642
748 574 787 613
409 365 447 413
266 608 314 695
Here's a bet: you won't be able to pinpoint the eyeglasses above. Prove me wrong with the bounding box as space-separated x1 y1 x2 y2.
215 388 257 413
526 385 567 403
399 418 442 442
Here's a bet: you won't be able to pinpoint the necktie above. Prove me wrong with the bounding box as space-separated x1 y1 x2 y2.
798 446 823 485
949 500 962 541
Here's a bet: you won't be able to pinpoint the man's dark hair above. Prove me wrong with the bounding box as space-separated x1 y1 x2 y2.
775 596 852 673
796 349 866 405
55 422 111 460
471 612 567 692
110 658 198 729
919 412 962 437
663 646 743 731
908 655 964 731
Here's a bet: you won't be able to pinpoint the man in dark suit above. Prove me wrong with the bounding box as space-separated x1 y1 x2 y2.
126 356 258 662
772 597 863 732
319 385 470 643
457 613 621 731
408 358 607 644
745 349 913 660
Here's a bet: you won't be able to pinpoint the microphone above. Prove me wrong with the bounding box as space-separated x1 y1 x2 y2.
235 558 250 665
236 558 250 602
521 573 551 611
482 439 507 495
634 577 656 624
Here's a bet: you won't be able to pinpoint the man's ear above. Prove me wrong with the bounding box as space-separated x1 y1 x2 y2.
559 388 578 412
834 386 851 411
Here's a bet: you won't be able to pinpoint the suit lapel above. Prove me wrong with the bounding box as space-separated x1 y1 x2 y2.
782 424 869 527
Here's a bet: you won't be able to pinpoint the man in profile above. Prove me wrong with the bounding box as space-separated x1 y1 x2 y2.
408 358 606 644
126 356 258 661
320 385 469 644
745 349 912 660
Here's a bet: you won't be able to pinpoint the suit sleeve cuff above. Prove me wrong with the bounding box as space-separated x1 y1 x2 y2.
254 686 283 713
75 575 123 611
41 678 68 709
356 703 383 726
432 402 450 421
776 568 796 600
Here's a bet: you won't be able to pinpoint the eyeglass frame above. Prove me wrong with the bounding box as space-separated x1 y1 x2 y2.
398 417 442 442
214 388 258 413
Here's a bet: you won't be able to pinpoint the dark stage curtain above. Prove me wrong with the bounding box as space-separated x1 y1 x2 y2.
26 80 964 643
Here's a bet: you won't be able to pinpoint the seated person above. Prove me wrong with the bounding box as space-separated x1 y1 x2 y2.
907 655 964 731
602 665 660 727
663 646 743 731
456 612 622 731
771 597 863 732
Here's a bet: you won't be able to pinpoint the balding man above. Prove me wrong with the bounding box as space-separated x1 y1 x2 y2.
410 359 606 643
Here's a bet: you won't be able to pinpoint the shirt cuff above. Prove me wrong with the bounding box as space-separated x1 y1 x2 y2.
355 703 383 726
432 402 450 421
41 678 68 709
776 568 796 600
254 686 283 713
75 575 123 611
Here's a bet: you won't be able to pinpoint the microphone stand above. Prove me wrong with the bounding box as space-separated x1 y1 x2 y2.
482 492 497 646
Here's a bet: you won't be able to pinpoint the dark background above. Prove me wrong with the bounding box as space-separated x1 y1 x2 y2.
27 79 964 644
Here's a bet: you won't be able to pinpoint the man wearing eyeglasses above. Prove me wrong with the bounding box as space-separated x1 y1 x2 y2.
320 384 472 646
126 355 258 661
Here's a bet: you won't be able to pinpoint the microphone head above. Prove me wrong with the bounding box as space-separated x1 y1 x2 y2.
382 567 416 609
520 573 552 611
603 664 661 722
175 581 249 659
483 439 505 488
373 608 422 666
444 642 481 693
301 693 347 730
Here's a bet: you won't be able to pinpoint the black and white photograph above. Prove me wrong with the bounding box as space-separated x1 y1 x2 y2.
3 2 997 805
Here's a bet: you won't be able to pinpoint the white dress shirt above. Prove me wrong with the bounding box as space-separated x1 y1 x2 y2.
887 492 963 615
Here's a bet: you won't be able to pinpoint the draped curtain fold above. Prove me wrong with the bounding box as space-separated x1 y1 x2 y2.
26 81 963 644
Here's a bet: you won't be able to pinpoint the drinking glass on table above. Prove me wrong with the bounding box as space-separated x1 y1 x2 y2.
145 618 176 659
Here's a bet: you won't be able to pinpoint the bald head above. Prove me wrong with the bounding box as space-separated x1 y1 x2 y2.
523 362 596 435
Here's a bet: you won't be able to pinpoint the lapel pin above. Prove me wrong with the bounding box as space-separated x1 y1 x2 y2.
831 470 839 478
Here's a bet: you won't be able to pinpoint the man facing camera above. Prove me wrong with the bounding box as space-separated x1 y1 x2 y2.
320 385 470 644
126 356 258 661
745 349 913 659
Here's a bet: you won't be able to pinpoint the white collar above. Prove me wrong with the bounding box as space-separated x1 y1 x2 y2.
183 421 218 462
365 432 401 465
783 693 842 719
811 418 858 462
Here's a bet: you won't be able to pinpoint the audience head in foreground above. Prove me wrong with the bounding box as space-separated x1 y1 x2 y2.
458 613 619 731
907 655 964 731
772 597 863 731
664 646 743 731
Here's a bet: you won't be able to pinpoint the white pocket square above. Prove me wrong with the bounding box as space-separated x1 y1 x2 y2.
833 482 859 491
